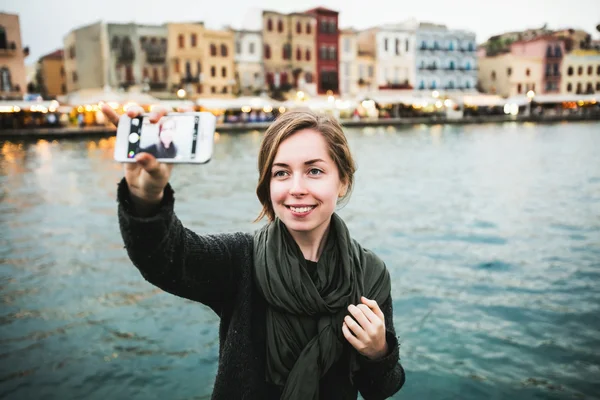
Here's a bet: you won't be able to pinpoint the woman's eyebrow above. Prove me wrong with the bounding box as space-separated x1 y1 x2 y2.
272 159 326 168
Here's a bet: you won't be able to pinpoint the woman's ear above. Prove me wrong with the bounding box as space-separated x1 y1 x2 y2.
338 182 348 198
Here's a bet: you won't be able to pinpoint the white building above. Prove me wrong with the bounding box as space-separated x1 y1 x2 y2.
357 23 416 90
339 28 358 96
233 29 264 95
415 23 477 91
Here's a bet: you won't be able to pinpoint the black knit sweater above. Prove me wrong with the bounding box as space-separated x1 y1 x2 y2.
117 179 406 399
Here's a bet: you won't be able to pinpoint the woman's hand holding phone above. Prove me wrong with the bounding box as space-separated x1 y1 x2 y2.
102 104 188 216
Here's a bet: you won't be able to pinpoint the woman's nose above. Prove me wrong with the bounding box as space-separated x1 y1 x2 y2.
289 176 307 196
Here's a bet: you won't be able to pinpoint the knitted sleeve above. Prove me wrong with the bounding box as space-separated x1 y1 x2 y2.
117 178 252 314
355 297 406 399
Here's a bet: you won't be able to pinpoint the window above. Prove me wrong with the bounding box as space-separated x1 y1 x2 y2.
465 81 471 89
305 49 311 61
69 46 76 59
222 67 227 77
72 71 78 82
211 66 216 77
368 65 374 77
420 41 426 50
197 84 203 94
236 41 241 54
178 34 184 49
282 44 291 60
60 66 65 77
553 64 559 75
578 66 583 75
554 45 561 57
306 22 311 34
320 45 327 60
191 34 197 47
305 72 313 83
175 59 180 73
567 82 572 92
264 44 271 59
267 19 273 31
568 66 574 76
143 67 148 78
152 67 159 82
281 72 288 86
576 82 582 93
61 84 66 94
196 61 201 74
517 83 522 93
395 38 400 55
405 39 409 52
384 38 388 52
163 66 168 80
210 44 217 56
211 86 216 93
111 36 120 50
586 82 593 93
597 65 600 75
222 86 228 94
596 82 600 91
491 71 496 80
185 61 191 77
526 68 530 76
277 19 283 33
249 42 255 54
328 46 336 60
296 47 302 61
449 61 455 70
297 21 302 34
448 41 454 51
588 65 593 75
221 44 228 57
344 37 350 53
546 45 552 57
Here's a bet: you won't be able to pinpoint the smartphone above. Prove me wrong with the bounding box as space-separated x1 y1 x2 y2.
114 112 216 164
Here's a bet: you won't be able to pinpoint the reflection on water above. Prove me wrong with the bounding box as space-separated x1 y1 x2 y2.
1 122 600 399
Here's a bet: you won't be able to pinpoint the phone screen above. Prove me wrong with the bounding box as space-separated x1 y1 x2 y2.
116 113 214 163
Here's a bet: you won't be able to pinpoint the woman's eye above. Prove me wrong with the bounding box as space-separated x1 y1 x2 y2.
308 168 323 176
273 170 288 177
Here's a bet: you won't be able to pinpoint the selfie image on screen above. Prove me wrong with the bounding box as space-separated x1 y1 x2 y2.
128 115 199 160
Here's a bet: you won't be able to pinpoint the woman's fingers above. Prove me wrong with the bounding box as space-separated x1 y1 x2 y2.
344 315 366 340
101 103 120 126
361 296 385 321
342 322 362 348
348 304 371 330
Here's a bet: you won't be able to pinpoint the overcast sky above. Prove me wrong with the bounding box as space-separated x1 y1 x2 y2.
2 0 599 63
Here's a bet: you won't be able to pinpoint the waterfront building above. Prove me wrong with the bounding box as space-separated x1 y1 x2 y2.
203 28 236 96
64 22 169 96
0 12 29 99
305 7 339 95
561 50 600 94
478 36 565 96
36 49 66 98
166 23 204 97
262 10 316 96
339 28 358 96
415 23 477 91
357 22 415 91
233 29 264 95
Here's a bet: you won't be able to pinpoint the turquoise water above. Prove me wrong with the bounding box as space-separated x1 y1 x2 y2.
1 122 599 399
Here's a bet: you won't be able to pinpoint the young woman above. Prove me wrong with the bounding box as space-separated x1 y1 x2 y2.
138 116 178 158
103 105 405 399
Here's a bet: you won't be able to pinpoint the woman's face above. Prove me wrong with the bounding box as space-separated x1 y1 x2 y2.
270 129 346 238
159 120 176 147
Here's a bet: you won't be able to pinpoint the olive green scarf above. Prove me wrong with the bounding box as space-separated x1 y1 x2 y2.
253 213 391 399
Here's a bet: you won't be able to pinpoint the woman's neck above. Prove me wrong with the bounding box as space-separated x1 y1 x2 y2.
287 218 331 262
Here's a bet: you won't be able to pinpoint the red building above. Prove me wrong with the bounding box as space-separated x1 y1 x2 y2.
305 7 339 94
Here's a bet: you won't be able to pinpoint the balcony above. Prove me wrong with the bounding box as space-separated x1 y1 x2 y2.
144 45 167 64
117 49 135 63
418 65 439 71
149 82 167 91
544 71 561 79
0 41 18 56
181 75 200 84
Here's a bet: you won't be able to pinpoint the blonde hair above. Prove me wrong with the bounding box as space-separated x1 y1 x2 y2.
255 110 356 222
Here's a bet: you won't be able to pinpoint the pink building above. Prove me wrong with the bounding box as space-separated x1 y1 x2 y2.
478 36 566 96
510 36 565 94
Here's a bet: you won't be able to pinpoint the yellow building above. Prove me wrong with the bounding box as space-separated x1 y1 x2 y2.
0 13 29 99
204 28 235 96
262 10 316 94
37 49 66 98
167 23 234 98
561 50 600 94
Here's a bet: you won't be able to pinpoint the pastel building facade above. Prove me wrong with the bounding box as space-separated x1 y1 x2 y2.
0 13 29 98
233 29 264 95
